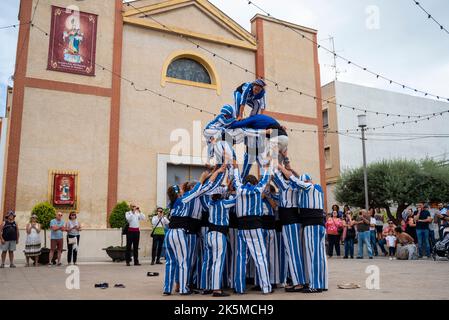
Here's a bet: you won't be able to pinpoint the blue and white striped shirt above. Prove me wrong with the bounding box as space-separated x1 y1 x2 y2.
236 82 266 108
170 176 222 218
262 198 275 217
233 168 271 217
206 196 236 226
289 176 324 210
272 169 298 208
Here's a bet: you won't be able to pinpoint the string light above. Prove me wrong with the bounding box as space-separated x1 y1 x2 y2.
412 0 449 36
125 1 439 120
246 0 449 102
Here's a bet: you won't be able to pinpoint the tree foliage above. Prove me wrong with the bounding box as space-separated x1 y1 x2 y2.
335 159 449 222
109 201 130 229
31 202 56 230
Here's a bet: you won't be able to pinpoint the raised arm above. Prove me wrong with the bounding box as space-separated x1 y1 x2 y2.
272 168 289 191
255 161 272 192
223 196 236 209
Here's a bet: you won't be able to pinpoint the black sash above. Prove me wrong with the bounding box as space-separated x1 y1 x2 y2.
261 215 276 230
229 209 238 229
279 207 301 226
168 216 191 230
237 216 263 230
208 223 229 235
201 211 210 228
299 208 326 226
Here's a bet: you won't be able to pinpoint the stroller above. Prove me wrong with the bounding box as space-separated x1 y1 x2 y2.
432 227 449 260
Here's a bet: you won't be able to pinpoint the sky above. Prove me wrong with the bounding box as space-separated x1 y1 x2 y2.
0 0 448 117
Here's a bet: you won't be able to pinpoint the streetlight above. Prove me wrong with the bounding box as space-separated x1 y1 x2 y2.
358 114 369 212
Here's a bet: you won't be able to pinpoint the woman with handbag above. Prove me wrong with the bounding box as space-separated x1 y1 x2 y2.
151 207 170 265
325 210 343 258
65 212 81 265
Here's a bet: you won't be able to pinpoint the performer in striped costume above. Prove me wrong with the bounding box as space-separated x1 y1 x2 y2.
200 192 236 297
233 79 266 120
163 165 226 295
272 167 306 292
279 165 328 293
232 158 272 294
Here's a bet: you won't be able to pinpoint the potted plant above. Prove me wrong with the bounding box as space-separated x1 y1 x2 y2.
103 201 130 262
31 202 56 265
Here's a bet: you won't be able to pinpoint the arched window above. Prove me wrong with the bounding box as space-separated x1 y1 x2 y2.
161 51 221 94
167 58 211 84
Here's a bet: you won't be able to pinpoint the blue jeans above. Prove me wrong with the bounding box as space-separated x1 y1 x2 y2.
377 238 387 254
416 228 430 257
370 230 378 255
357 231 373 258
429 230 436 249
344 238 354 257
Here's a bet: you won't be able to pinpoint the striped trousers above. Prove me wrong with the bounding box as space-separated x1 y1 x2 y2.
226 228 239 288
282 223 306 286
186 233 198 288
201 231 228 290
303 225 328 289
163 228 190 294
235 229 272 294
255 229 279 286
277 231 288 285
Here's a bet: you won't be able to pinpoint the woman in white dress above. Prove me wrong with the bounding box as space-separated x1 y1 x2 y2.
24 214 41 267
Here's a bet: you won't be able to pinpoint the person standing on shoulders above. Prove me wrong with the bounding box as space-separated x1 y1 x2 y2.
125 205 145 266
0 211 19 268
151 207 170 265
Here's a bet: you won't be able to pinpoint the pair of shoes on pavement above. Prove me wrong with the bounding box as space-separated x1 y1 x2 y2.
147 272 159 277
95 283 126 289
95 283 109 289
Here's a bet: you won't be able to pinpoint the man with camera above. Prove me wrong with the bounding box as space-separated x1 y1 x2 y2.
125 204 145 266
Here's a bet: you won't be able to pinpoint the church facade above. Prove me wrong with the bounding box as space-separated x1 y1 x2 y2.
3 0 325 252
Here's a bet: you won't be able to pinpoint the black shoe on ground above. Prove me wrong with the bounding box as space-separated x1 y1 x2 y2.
350 256 354 259
369 257 373 259
285 285 304 292
343 256 348 259
213 291 230 297
202 290 213 295
156 260 163 265
126 262 131 266
356 257 363 259
179 291 192 296
151 261 155 265
250 285 261 291
301 287 322 293
163 292 171 296
134 263 141 266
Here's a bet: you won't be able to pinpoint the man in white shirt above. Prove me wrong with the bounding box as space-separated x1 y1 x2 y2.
125 204 146 266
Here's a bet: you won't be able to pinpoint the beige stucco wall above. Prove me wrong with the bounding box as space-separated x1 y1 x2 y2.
117 23 256 227
322 82 340 183
283 122 322 185
15 87 111 228
256 18 318 119
145 4 246 41
25 0 115 88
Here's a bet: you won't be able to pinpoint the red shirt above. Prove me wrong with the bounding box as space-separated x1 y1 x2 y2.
326 218 343 235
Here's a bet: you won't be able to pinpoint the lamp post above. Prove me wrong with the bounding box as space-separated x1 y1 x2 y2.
358 114 369 212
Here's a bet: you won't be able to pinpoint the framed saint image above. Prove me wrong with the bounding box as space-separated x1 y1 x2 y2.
47 6 98 76
48 170 79 212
